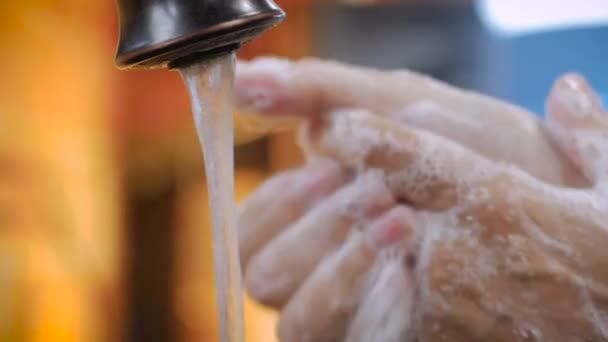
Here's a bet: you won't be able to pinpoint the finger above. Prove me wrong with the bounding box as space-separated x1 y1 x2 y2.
235 58 537 125
244 172 394 308
394 101 585 187
277 207 415 342
304 110 501 210
546 73 608 185
345 255 416 342
236 58 585 187
237 159 347 269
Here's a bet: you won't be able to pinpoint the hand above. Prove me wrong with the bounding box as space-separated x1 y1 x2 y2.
235 59 605 340
298 73 608 341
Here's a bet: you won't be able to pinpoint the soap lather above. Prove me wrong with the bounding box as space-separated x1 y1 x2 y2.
115 0 285 69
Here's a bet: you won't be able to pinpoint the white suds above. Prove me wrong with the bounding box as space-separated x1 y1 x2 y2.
346 255 414 342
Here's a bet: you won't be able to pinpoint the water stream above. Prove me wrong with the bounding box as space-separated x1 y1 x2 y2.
180 53 245 342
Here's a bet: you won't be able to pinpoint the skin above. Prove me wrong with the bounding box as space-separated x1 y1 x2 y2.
234 58 608 341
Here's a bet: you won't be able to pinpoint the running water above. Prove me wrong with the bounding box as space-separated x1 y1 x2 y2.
180 53 244 342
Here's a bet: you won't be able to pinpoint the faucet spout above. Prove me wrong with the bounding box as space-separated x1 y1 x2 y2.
115 0 285 69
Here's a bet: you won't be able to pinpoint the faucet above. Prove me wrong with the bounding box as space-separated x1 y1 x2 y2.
115 0 285 69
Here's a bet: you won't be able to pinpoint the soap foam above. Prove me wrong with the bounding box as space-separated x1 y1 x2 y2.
302 108 608 340
346 253 414 342
322 110 502 207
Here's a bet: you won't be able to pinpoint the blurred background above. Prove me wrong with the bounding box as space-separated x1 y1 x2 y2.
0 0 606 341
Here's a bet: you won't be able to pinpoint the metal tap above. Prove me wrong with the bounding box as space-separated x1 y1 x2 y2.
115 0 285 69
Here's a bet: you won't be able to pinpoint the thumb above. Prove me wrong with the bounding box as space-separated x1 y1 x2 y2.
546 74 608 187
303 110 501 210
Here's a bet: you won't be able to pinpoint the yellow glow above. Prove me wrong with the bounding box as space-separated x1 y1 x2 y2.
0 2 120 341
29 242 81 342
234 110 299 145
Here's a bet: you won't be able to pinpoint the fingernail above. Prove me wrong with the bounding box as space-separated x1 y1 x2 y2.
235 58 293 111
553 74 602 120
367 207 415 249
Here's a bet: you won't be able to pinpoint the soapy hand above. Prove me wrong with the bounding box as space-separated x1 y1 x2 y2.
235 59 608 341
235 58 585 187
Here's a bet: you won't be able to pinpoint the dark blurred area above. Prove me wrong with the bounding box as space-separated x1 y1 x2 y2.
0 0 605 341
312 2 607 113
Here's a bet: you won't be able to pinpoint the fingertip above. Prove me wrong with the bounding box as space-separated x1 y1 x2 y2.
346 171 396 219
244 253 288 308
367 206 416 250
546 73 604 126
243 256 271 303
558 73 594 94
546 73 608 184
235 57 294 113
